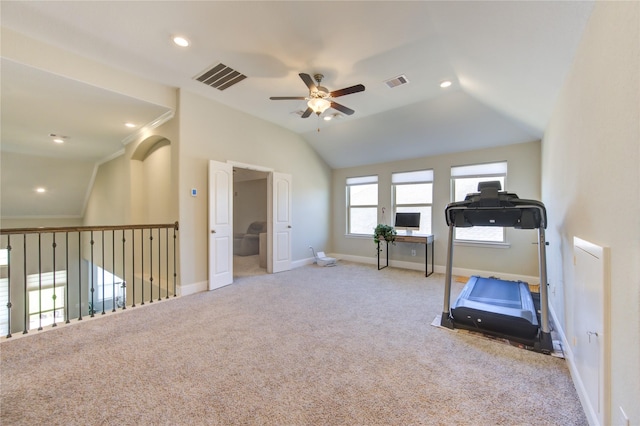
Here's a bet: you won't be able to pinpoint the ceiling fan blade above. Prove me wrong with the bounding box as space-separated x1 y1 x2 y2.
301 107 313 118
299 73 317 91
270 96 306 100
330 84 365 98
330 101 355 115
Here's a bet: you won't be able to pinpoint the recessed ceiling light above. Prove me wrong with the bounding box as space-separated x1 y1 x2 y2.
125 122 136 128
36 187 46 193
50 133 69 142
172 35 190 47
323 116 332 121
440 80 452 88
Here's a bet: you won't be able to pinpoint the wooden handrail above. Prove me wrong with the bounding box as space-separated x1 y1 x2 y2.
0 222 179 235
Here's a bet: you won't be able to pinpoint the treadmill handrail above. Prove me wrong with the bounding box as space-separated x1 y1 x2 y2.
445 203 547 229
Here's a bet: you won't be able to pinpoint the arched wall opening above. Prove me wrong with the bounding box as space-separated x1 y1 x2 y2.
131 135 173 224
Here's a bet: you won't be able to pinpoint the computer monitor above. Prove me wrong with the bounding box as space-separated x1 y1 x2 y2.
395 212 420 234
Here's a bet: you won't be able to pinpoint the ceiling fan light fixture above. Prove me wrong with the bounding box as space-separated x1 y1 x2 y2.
307 98 331 115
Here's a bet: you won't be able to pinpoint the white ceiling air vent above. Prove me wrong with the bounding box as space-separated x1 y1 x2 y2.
384 74 409 89
195 63 247 91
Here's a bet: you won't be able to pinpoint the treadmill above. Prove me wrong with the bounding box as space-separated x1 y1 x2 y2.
440 181 553 353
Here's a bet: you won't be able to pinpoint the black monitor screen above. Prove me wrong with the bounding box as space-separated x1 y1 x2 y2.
395 212 420 229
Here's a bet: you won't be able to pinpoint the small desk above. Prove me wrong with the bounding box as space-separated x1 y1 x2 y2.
377 233 434 277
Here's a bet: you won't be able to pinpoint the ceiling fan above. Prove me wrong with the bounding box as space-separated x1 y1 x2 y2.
270 73 365 118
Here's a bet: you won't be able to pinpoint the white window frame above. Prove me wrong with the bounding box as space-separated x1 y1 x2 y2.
392 169 434 235
451 161 508 244
27 270 66 330
346 175 378 236
93 265 125 309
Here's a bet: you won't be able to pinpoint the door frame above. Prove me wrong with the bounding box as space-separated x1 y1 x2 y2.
208 161 292 282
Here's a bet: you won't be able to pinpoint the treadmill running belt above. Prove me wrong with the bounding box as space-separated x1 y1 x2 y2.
468 278 522 309
451 276 539 340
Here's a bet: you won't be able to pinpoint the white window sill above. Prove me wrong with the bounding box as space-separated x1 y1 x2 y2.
344 234 373 239
454 240 511 249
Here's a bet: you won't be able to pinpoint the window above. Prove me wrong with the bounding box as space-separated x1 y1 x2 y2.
392 170 433 234
94 265 124 308
346 175 378 235
27 270 66 330
451 161 507 243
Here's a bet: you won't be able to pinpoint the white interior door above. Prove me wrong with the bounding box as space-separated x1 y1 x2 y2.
208 160 233 290
573 237 610 425
268 172 292 273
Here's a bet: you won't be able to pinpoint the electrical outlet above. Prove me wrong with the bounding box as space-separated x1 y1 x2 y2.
411 249 416 256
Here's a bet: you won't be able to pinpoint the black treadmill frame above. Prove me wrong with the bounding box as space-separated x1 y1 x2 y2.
440 184 554 354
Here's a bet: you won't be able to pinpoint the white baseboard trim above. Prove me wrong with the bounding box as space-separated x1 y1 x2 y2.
548 303 595 425
291 257 315 269
180 259 314 295
179 280 207 296
330 253 539 284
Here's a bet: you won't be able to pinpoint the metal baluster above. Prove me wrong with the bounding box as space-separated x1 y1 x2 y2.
90 231 95 318
165 228 169 299
149 229 153 303
6 236 12 338
52 233 57 327
23 235 28 334
157 228 161 302
101 230 105 315
65 232 70 323
122 230 126 310
37 233 42 331
112 230 116 312
132 229 136 308
173 224 177 297
78 232 82 321
140 229 144 305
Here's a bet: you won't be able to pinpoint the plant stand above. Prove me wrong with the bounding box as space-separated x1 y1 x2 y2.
377 240 389 270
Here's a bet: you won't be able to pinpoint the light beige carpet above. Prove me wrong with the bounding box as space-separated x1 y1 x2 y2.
234 254 266 278
1 261 586 425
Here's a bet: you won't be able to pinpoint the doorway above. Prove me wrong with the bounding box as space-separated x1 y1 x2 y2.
208 160 292 291
233 167 268 278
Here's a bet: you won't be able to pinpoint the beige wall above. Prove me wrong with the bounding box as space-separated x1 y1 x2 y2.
177 90 332 287
332 140 542 278
83 118 178 227
542 1 639 424
83 155 129 226
141 142 173 224
234 179 268 235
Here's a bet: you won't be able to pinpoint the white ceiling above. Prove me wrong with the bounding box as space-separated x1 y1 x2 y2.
0 1 595 218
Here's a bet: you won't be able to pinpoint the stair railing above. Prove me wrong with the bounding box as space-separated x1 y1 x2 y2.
0 222 179 338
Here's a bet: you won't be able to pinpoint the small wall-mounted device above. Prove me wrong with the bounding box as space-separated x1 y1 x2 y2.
191 188 197 197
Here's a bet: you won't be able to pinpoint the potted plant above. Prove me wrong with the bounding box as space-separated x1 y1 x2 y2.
373 224 397 246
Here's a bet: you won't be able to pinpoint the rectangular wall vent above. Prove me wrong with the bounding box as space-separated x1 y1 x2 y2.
384 74 409 89
195 63 247 91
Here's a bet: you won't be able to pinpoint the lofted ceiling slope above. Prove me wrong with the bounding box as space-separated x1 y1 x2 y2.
0 1 595 218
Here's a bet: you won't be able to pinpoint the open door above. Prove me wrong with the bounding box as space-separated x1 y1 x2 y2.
268 172 292 273
208 160 233 290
